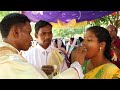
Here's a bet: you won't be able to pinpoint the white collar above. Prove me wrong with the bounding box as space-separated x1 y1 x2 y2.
36 43 52 53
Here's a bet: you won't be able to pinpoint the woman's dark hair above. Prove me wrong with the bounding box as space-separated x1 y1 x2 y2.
79 37 84 42
0 13 30 38
35 20 52 34
70 37 77 45
54 39 57 45
70 38 74 42
87 26 112 61
54 39 66 49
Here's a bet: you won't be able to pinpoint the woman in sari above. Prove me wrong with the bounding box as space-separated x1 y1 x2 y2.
72 26 120 79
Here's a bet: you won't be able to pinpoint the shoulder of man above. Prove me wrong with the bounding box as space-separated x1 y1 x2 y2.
51 47 60 52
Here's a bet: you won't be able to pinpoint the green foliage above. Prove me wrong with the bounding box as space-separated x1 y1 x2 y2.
52 27 84 38
0 11 19 21
88 12 119 28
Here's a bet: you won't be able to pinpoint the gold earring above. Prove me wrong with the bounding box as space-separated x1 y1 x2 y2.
100 47 102 51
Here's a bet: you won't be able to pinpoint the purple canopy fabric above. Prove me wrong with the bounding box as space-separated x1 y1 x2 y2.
22 11 116 23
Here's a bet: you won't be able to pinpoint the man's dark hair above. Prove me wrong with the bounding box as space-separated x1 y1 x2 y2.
35 20 52 34
0 13 30 38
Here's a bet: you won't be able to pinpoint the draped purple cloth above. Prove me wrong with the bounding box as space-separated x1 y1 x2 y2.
22 11 116 23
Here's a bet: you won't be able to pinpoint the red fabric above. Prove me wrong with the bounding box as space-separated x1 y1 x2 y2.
111 38 120 68
112 60 120 69
112 38 120 50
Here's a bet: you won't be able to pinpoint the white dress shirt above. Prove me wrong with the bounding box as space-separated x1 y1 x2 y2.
22 44 68 73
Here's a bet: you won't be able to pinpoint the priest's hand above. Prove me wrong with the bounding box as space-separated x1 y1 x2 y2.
71 45 87 65
41 65 54 75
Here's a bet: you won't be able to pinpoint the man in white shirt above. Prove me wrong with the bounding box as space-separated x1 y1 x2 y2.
22 20 68 77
